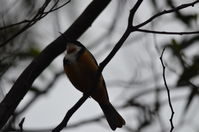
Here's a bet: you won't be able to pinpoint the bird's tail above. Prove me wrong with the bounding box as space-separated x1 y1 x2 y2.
100 103 125 130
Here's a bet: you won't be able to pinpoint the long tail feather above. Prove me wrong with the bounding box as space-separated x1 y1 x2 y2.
100 103 125 130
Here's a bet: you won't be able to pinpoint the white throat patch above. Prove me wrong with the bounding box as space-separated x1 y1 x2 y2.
64 44 81 63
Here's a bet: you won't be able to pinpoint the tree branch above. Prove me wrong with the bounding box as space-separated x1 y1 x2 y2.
19 117 25 132
135 0 199 29
160 48 175 132
52 95 89 132
100 0 143 71
137 28 199 35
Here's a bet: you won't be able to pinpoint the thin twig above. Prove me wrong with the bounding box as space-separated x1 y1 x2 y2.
135 0 199 29
19 117 25 132
0 0 71 47
137 28 199 35
160 48 175 132
50 0 71 12
128 0 143 27
0 20 30 30
52 61 105 132
52 95 89 132
0 0 71 30
99 0 143 70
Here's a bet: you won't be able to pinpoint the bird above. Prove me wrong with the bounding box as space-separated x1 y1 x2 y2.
63 40 125 130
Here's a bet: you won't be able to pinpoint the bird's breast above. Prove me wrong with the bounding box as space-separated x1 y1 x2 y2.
64 51 98 93
64 51 109 104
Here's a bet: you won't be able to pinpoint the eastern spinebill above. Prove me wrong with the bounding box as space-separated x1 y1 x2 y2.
63 41 125 130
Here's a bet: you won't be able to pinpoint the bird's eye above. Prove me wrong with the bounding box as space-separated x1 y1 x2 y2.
63 58 71 65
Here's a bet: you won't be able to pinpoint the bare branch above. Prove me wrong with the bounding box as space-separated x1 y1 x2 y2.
135 0 199 29
52 95 89 132
160 48 175 132
0 0 71 47
0 20 30 30
137 28 199 35
50 0 71 12
99 0 143 71
18 117 25 132
128 0 143 27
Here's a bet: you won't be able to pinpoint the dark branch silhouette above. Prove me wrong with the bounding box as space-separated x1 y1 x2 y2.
137 28 199 35
18 117 25 132
160 48 175 132
135 0 199 29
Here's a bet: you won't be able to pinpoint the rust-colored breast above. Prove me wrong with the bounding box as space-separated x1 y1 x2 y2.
64 50 109 104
